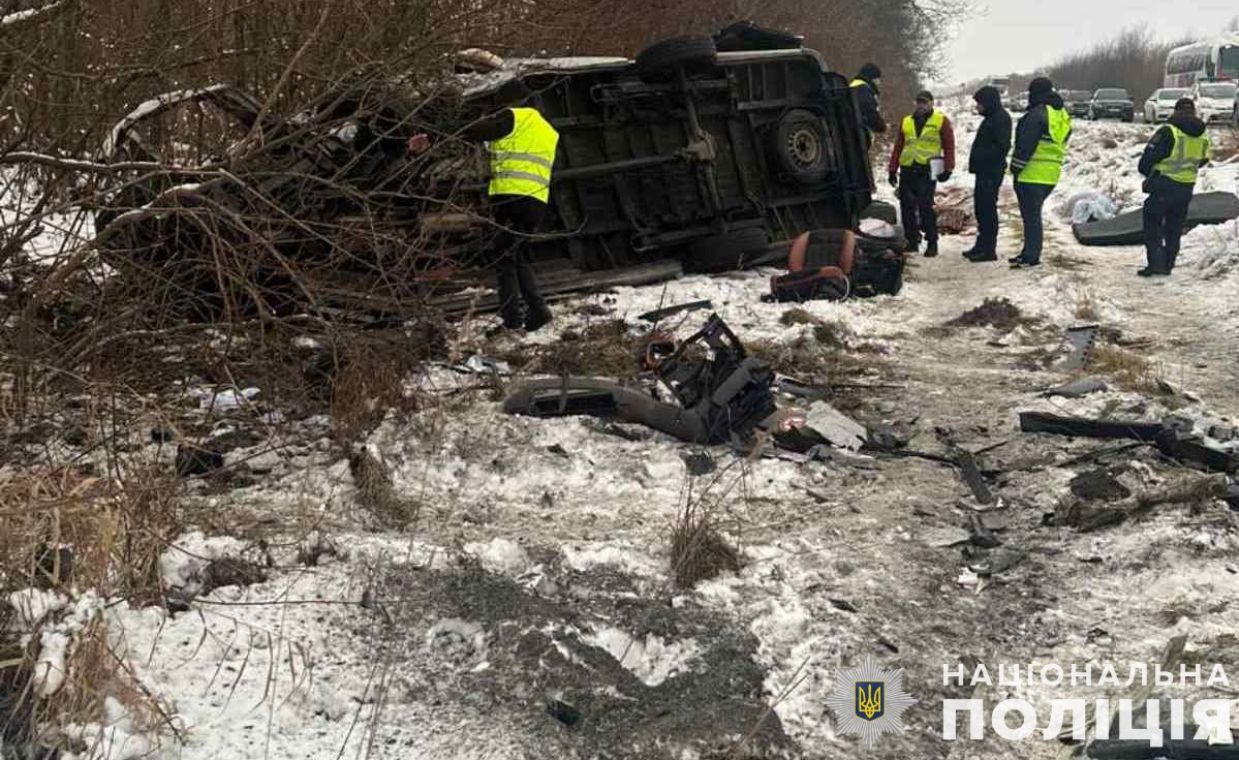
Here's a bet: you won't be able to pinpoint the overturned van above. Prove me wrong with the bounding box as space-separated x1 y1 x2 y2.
449 34 874 274
92 27 880 320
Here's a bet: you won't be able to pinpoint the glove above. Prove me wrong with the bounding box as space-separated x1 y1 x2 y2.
888 172 898 188
936 170 952 183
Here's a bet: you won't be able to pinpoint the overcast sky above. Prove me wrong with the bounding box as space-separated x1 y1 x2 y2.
942 0 1238 84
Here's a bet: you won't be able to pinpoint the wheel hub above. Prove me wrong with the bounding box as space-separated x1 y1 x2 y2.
787 126 821 169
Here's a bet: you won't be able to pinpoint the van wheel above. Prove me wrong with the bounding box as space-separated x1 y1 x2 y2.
774 110 831 185
635 37 718 83
685 227 769 273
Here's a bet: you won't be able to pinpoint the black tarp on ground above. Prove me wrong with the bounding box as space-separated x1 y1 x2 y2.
1073 191 1239 247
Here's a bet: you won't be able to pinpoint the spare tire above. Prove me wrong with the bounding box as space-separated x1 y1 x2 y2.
773 110 832 185
685 227 769 273
636 36 718 83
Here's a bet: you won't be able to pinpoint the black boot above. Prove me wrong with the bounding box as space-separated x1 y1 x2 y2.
923 242 939 258
524 304 553 332
965 249 997 262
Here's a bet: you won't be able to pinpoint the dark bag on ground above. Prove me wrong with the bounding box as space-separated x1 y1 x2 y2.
768 228 905 301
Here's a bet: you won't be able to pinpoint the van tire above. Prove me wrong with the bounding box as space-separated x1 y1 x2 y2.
774 110 832 185
686 227 769 273
636 37 718 83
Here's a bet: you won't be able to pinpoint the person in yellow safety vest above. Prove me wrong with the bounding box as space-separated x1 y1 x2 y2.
1008 77 1071 269
850 63 887 151
886 90 956 258
1136 98 1210 277
408 81 559 332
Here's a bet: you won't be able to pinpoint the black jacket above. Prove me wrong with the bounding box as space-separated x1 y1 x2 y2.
1138 112 1208 178
1011 91 1071 176
853 78 887 136
968 86 1012 175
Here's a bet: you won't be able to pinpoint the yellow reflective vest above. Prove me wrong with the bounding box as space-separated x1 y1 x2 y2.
899 111 945 167
1018 106 1071 186
489 107 559 203
1154 125 1209 185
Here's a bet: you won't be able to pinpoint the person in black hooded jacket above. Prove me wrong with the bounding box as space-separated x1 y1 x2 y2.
850 63 888 152
963 86 1012 262
1137 98 1210 277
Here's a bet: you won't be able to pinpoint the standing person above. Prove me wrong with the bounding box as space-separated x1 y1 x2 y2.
1137 98 1209 277
887 90 956 258
963 86 1012 263
408 82 559 332
850 63 888 152
1008 77 1071 269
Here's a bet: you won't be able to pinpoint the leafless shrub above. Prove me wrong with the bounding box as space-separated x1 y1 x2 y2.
670 499 741 589
348 448 419 528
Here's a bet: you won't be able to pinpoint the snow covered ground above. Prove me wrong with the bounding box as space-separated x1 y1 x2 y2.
4 106 1239 760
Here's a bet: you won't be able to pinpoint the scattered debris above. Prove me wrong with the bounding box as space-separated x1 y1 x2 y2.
681 452 717 477
638 300 713 324
1022 411 1239 474
1070 469 1132 502
924 527 972 548
453 355 512 376
1059 324 1100 372
1057 473 1229 532
506 315 776 445
1073 191 1239 246
1042 376 1109 398
1019 412 1163 442
174 444 224 477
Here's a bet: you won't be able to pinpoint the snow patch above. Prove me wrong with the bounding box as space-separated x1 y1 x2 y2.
582 626 701 687
464 537 530 576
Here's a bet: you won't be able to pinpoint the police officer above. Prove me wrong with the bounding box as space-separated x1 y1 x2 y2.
1009 77 1071 269
887 90 956 258
1137 98 1210 277
850 63 888 152
410 82 559 331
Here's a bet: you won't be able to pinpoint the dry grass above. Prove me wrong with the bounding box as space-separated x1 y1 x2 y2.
0 466 179 754
945 298 1033 331
1075 290 1101 321
669 500 741 589
348 449 419 529
779 308 815 327
1216 129 1239 162
501 319 645 380
1088 344 1164 394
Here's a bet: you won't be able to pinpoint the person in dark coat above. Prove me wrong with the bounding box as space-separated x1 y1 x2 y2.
1009 77 1072 268
963 86 1012 262
850 63 888 152
1137 98 1210 277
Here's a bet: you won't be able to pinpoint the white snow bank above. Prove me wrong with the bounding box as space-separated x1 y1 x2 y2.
582 626 701 687
463 537 530 576
8 587 68 627
1179 219 1239 279
158 531 246 592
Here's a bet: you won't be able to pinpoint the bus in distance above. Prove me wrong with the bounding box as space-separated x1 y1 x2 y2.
1164 37 1239 87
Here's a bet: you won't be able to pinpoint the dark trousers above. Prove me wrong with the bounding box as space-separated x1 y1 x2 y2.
1142 178 1193 273
973 171 1002 253
1015 181 1054 263
898 165 937 248
490 195 549 328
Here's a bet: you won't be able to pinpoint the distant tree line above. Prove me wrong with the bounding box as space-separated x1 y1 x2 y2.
0 0 973 152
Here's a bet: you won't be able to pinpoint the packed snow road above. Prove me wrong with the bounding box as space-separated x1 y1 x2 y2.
6 115 1239 760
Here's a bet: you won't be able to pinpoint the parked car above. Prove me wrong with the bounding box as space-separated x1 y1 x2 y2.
1088 88 1135 121
1143 88 1188 122
94 30 878 318
1189 80 1239 125
1062 90 1092 118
